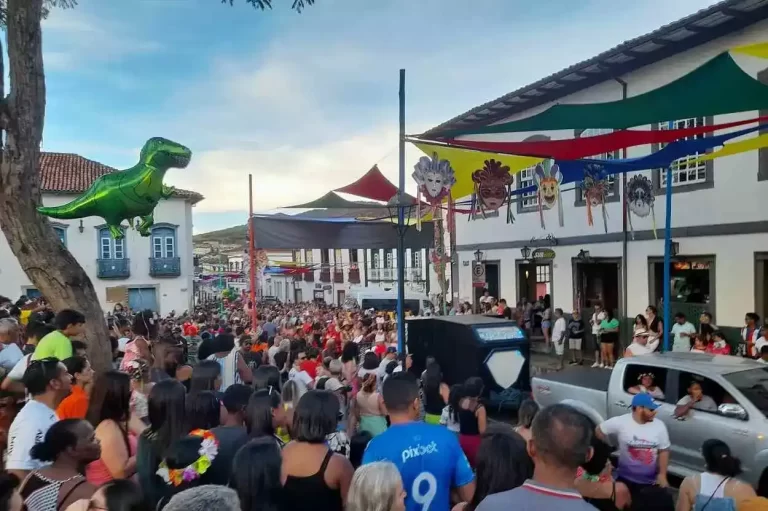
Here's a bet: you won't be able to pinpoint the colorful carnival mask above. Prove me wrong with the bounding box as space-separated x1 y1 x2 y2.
626 174 656 239
581 163 610 233
412 152 456 204
471 159 514 222
534 160 564 228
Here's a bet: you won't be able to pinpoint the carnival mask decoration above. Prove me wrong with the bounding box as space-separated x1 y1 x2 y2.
471 159 515 223
581 163 610 233
533 160 564 228
413 152 456 230
413 152 456 204
625 174 656 239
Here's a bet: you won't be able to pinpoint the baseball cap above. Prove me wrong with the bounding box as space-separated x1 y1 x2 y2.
631 393 659 411
386 346 397 354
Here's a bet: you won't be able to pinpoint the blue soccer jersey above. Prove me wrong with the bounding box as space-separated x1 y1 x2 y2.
362 422 474 511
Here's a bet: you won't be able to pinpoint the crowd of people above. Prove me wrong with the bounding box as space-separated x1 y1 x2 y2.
469 291 768 369
0 295 765 511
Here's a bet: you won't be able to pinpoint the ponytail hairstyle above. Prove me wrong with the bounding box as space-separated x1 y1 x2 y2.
448 384 463 423
30 419 82 462
702 439 742 477
281 379 301 409
362 373 377 394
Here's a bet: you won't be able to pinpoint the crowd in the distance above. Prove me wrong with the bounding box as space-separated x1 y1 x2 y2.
0 295 767 511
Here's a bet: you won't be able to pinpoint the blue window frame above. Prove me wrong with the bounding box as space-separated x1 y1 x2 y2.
98 227 126 259
51 223 67 247
150 224 177 259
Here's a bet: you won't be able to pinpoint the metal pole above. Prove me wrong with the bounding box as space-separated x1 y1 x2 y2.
662 166 673 352
617 79 628 349
248 174 258 329
397 69 406 353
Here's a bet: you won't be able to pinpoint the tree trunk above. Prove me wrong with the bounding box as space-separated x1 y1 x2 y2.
0 0 111 370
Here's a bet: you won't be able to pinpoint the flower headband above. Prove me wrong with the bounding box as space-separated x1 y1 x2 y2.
125 359 149 381
156 429 219 487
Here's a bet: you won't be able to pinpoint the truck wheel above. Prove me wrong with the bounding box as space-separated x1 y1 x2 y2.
758 469 768 496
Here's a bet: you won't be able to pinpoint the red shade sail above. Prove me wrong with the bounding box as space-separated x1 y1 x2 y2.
334 165 400 202
437 115 766 159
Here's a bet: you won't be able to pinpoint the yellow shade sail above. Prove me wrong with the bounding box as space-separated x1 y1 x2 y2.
692 132 768 163
413 142 542 200
731 41 768 59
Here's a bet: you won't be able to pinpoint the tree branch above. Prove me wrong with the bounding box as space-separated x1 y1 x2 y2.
221 0 315 13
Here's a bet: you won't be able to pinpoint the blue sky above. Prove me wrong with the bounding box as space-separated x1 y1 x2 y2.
40 0 714 234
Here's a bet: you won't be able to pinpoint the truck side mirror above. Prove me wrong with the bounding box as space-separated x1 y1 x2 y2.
718 403 747 421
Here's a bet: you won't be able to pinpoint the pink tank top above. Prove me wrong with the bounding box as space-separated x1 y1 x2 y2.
86 427 137 486
119 337 145 371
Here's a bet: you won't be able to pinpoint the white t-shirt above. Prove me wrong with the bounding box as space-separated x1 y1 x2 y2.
676 394 718 412
591 311 607 335
267 345 280 366
8 354 31 381
671 322 697 352
551 317 567 344
626 338 659 357
6 400 58 471
755 337 768 358
599 413 670 485
0 343 23 373
289 368 313 396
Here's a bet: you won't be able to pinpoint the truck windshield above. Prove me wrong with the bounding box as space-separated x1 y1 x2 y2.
723 367 768 417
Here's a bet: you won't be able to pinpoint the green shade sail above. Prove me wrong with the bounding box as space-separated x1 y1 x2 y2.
437 53 768 136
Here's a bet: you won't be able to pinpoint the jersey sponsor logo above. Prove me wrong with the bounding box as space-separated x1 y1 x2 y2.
401 441 438 463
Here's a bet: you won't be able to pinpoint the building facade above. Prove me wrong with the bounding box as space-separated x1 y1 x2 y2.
0 152 202 314
258 248 435 306
432 8 768 340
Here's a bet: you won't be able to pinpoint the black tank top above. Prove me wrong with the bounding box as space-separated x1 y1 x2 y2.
458 402 481 435
423 385 444 416
283 449 342 511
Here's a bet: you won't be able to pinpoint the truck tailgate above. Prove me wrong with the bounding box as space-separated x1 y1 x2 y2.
532 368 610 420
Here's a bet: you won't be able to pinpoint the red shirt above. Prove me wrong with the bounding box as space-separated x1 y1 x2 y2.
300 359 319 379
707 342 731 356
373 344 387 358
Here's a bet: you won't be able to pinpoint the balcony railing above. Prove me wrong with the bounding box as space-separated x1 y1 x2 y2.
319 266 331 283
97 258 130 279
333 267 344 283
407 267 424 281
348 267 361 284
367 266 425 282
304 271 314 282
149 257 181 277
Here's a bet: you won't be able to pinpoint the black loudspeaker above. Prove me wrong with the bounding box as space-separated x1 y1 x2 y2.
405 315 531 396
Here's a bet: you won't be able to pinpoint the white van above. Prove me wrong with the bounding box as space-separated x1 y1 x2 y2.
346 287 433 316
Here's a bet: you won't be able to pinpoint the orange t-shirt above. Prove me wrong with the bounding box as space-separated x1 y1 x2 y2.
56 385 89 419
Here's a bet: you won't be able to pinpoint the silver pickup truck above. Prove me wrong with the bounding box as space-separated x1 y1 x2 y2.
532 352 768 490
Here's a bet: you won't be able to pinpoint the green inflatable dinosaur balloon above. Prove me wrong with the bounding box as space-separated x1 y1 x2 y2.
38 137 192 239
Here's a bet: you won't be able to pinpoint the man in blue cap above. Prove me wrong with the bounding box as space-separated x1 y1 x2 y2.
595 393 670 501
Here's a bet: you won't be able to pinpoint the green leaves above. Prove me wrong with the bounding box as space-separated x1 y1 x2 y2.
221 0 315 13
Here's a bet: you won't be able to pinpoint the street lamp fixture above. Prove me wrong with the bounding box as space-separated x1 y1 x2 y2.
474 249 484 262
577 249 591 261
669 240 680 258
520 246 531 261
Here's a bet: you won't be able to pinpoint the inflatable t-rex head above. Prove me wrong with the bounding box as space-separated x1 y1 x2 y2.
140 137 192 170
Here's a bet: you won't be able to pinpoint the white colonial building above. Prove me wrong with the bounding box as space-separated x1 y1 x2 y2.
427 3 768 337
258 248 436 306
0 152 202 314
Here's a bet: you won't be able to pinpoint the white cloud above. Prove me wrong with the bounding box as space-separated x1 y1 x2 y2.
44 0 718 228
42 9 161 71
